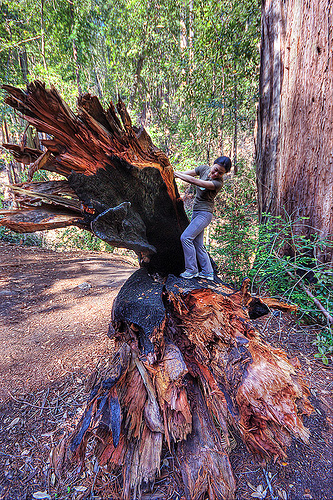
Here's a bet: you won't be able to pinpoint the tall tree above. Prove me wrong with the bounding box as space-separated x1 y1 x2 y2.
256 0 333 262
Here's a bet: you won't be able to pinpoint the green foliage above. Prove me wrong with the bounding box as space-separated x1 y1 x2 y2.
210 176 333 364
314 329 333 366
249 213 333 364
53 226 114 253
178 0 259 161
0 0 260 166
210 160 258 286
0 225 42 246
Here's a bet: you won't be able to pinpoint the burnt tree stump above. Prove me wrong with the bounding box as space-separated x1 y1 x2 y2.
1 82 313 500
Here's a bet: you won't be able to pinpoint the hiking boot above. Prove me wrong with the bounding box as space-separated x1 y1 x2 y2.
180 271 199 279
198 272 214 281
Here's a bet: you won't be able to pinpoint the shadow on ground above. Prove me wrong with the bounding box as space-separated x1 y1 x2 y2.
0 242 136 400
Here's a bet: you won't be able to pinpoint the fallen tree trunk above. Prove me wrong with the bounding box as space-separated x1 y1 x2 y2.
1 82 313 500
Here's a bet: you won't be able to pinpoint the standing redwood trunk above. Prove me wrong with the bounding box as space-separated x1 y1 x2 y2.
256 0 333 262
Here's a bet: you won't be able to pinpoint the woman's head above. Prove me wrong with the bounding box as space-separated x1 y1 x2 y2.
214 156 232 172
210 156 232 179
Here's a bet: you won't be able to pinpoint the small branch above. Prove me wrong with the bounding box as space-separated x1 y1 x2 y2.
8 390 82 409
262 469 278 500
0 451 22 459
40 0 49 78
285 269 333 325
8 391 57 409
0 36 41 53
39 388 50 416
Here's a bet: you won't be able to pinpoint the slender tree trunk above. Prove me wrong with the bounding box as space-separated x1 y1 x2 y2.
72 40 82 95
233 69 238 173
5 17 13 83
18 48 29 82
2 120 20 207
101 38 109 83
206 65 217 163
129 55 145 108
218 71 225 156
189 0 194 72
180 2 188 51
180 0 188 87
256 0 333 262
40 0 48 78
69 3 82 95
92 54 103 99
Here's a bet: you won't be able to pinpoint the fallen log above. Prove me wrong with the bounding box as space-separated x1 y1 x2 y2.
1 82 313 500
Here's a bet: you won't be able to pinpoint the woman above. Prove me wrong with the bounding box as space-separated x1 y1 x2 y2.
174 156 231 280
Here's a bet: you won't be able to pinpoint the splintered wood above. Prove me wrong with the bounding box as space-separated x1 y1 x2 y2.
1 81 189 275
2 82 313 499
169 287 312 458
53 271 312 500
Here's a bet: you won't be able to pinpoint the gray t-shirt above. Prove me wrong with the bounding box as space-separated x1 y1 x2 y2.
193 164 223 212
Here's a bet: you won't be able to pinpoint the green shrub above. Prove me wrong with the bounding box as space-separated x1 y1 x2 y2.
0 225 42 246
249 213 333 364
53 226 114 253
210 160 258 286
210 169 333 364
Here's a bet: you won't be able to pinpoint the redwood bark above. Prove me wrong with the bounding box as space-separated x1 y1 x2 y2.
256 0 333 262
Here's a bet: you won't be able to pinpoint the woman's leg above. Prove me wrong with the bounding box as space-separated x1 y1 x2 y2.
193 225 214 275
180 211 212 274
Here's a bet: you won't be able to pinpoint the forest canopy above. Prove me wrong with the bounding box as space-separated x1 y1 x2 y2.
0 0 260 166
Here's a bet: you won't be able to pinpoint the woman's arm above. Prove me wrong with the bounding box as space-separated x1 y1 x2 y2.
174 171 215 190
183 169 197 176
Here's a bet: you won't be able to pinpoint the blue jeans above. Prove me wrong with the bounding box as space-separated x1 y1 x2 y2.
180 211 213 274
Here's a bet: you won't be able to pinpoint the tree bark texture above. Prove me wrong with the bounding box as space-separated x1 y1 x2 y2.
1 81 189 275
2 82 313 500
256 0 333 262
51 271 312 500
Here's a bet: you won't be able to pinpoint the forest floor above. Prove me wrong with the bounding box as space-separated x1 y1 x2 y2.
0 241 332 500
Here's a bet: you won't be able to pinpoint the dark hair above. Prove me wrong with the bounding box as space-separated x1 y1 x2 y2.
213 156 232 173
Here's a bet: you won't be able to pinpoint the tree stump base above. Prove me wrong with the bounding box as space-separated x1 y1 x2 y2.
52 271 312 500
0 82 313 499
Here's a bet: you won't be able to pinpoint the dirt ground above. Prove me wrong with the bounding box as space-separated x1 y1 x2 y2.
0 242 332 500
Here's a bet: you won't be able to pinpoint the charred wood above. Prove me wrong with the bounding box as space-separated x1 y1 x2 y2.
1 81 189 274
52 272 312 500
